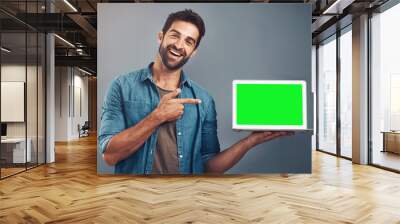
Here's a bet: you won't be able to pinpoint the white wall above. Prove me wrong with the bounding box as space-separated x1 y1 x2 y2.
1 65 38 138
73 73 89 137
54 66 69 141
54 67 89 141
1 65 26 139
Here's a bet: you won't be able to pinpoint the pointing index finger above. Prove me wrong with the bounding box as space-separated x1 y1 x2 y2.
172 98 202 104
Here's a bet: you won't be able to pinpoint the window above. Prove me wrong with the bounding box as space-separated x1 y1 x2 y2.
317 35 337 155
370 3 400 171
339 27 352 158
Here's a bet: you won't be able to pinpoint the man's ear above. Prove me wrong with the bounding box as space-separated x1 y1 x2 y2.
157 32 163 44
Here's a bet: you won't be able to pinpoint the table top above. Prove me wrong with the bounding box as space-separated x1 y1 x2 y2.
1 138 29 143
381 131 400 134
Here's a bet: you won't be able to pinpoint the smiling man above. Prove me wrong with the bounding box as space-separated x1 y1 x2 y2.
99 9 292 174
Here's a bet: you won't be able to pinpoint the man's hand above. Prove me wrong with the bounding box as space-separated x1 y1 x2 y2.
103 88 201 166
205 131 295 173
152 88 201 122
246 131 294 146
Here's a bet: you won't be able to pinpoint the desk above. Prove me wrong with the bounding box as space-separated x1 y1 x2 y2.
382 131 400 154
1 138 31 163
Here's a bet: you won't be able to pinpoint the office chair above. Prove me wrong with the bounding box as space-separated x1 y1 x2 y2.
78 121 90 138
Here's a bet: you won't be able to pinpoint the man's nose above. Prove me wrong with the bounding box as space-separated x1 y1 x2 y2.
174 38 185 49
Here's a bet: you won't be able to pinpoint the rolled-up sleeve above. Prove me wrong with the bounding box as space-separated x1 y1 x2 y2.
98 78 125 154
201 97 221 165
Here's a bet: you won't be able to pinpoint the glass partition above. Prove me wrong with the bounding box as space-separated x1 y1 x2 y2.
38 32 45 165
27 31 38 169
1 31 28 177
0 1 46 179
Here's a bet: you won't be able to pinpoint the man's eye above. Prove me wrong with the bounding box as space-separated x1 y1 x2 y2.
186 40 194 46
170 34 179 38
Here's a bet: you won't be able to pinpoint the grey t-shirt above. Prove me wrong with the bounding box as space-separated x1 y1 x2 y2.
152 86 179 174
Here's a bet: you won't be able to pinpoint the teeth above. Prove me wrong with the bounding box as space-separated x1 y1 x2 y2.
169 49 181 57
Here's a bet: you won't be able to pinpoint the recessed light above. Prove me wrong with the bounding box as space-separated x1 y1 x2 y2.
1 47 11 53
63 0 78 12
77 67 93 76
54 34 75 48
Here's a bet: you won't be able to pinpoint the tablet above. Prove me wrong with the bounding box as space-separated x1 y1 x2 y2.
232 80 310 131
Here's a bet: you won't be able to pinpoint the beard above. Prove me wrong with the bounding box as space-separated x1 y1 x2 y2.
158 43 191 71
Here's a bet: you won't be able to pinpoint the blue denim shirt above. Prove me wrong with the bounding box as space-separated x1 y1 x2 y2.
99 63 220 174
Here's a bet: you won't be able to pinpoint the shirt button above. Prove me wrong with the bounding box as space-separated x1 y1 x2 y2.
177 132 182 136
179 155 183 158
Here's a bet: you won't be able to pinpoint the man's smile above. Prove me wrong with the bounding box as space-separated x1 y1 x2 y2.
167 46 185 61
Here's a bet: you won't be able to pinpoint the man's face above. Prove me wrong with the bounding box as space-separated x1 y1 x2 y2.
158 20 200 71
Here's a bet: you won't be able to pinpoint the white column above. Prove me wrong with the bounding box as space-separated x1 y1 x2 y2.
45 0 56 164
46 32 55 163
352 14 369 164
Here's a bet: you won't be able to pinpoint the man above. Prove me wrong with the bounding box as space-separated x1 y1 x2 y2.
99 9 292 174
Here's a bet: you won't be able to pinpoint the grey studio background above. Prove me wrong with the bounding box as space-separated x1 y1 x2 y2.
97 3 312 174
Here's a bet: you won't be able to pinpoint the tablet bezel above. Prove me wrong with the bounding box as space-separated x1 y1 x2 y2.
232 80 307 130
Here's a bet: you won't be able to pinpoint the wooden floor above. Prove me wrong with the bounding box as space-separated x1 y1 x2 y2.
373 150 400 171
1 135 400 223
1 167 26 178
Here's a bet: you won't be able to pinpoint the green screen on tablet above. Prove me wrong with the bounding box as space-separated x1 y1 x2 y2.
232 80 307 130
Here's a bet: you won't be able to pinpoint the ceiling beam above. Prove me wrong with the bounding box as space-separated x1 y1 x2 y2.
67 13 97 46
55 55 96 72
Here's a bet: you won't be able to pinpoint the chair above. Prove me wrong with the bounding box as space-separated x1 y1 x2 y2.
78 121 90 138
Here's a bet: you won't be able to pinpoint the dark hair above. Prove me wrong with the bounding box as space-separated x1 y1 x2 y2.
162 9 205 49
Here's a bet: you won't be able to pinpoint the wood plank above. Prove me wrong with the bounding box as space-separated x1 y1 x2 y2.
1 134 400 223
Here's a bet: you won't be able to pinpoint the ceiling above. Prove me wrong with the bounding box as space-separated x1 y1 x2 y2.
0 0 392 75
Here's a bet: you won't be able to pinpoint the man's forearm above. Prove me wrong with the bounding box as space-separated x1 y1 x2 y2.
103 111 163 165
102 87 201 166
205 136 257 174
205 131 291 174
